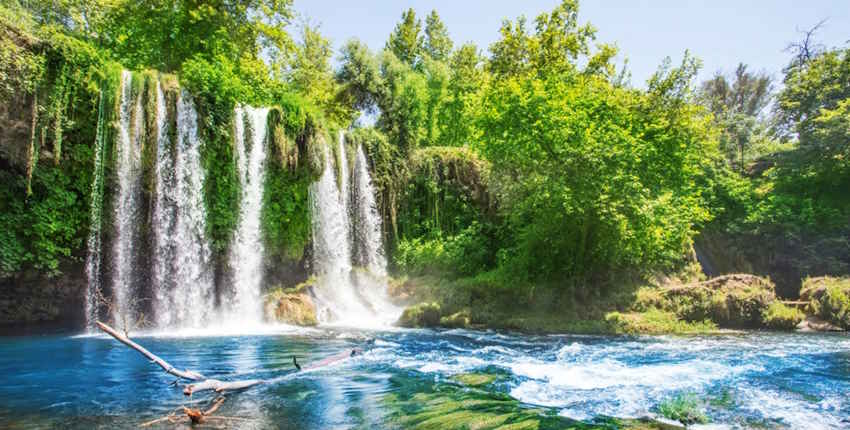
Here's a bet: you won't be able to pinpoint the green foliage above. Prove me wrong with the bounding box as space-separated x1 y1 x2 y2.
99 0 294 72
479 60 712 286
605 309 716 335
423 11 452 62
386 8 422 67
803 277 850 329
397 301 441 327
762 302 804 330
657 393 709 425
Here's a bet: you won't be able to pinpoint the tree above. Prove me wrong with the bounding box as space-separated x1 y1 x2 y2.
423 10 452 61
699 63 773 171
100 0 295 72
488 0 615 79
386 8 422 67
288 22 350 124
776 45 850 181
478 59 712 286
438 43 485 146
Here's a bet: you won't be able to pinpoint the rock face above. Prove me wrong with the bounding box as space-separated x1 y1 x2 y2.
264 290 318 326
0 266 86 333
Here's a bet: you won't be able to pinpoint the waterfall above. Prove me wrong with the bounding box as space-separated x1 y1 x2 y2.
224 106 269 323
309 133 399 327
84 88 109 329
352 144 387 277
110 71 145 325
150 89 215 328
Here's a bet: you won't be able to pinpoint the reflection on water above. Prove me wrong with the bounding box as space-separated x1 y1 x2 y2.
0 328 849 429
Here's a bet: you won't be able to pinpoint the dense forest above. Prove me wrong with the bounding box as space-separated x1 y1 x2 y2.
0 0 848 333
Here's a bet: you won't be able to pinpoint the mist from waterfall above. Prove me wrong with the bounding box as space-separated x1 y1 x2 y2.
309 132 399 327
110 71 145 325
224 106 269 323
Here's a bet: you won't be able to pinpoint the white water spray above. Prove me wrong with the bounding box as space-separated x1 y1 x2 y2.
225 106 269 323
151 89 215 328
309 133 399 327
110 71 144 324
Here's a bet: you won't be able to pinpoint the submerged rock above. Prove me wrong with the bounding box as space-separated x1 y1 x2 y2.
264 290 318 326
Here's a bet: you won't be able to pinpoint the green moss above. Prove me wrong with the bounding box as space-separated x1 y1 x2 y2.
762 302 804 330
383 375 674 430
452 373 502 387
398 302 442 327
802 277 850 329
606 309 717 335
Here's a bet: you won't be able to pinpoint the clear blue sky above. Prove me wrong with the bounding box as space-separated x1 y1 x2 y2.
292 0 849 86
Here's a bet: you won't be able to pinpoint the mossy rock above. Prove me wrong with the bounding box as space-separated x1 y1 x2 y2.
264 289 318 326
440 310 471 329
398 302 441 327
800 277 850 329
641 274 779 329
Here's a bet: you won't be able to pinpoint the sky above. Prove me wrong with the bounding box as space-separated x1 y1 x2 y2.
292 0 850 86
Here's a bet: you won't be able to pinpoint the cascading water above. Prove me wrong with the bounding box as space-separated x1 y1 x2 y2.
84 88 110 329
110 71 144 325
150 89 215 328
352 144 387 276
224 106 269 323
309 133 399 327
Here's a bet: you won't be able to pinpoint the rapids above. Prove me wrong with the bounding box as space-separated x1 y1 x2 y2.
0 329 847 428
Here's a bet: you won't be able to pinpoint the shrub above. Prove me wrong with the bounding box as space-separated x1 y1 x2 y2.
398 302 441 327
802 277 850 329
762 302 804 330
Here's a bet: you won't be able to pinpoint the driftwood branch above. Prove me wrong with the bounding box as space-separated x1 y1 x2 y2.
96 321 205 381
96 321 264 394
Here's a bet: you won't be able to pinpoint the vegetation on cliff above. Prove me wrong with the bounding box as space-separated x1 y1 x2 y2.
1 0 848 331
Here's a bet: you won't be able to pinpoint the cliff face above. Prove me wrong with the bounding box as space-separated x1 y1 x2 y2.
0 263 86 333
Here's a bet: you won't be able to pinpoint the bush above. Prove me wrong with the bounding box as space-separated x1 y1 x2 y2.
398 302 441 327
803 277 850 329
762 302 804 330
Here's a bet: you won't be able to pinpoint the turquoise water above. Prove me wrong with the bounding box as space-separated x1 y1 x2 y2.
0 328 848 429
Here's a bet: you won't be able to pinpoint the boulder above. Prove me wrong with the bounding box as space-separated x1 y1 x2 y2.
264 291 318 326
800 277 850 330
639 274 779 329
397 302 441 328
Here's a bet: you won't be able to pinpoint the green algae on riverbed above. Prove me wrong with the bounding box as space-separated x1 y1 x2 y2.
381 374 678 430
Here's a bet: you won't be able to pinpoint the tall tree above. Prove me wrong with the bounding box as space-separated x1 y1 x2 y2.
423 10 452 61
488 0 614 79
699 63 773 171
386 8 422 67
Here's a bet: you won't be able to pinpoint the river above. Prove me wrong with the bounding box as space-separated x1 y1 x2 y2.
0 328 848 428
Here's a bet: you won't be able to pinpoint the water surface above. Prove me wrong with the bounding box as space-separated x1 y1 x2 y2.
1 328 848 429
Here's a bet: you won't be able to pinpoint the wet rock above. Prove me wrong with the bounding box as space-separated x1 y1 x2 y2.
397 302 441 327
264 291 318 326
796 315 844 332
